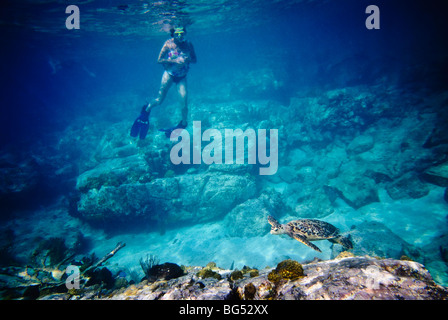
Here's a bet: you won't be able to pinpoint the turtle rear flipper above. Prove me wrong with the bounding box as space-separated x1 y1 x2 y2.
329 235 353 250
288 232 322 252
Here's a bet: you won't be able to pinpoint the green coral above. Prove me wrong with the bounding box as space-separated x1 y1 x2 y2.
268 259 304 283
229 270 244 281
249 269 259 277
267 270 282 283
241 265 259 278
197 267 222 280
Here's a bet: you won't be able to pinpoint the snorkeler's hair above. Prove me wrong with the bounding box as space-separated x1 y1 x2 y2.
170 26 187 37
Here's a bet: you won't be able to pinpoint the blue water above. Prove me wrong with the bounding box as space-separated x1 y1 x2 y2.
1 0 448 298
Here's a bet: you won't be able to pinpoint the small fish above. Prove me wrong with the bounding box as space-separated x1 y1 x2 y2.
117 271 127 278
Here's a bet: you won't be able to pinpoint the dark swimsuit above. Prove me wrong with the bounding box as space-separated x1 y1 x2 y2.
171 74 186 83
166 46 189 82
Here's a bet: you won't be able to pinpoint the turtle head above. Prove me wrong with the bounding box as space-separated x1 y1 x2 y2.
268 215 285 235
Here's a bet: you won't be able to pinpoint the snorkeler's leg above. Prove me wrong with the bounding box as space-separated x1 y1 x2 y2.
178 78 188 127
145 71 173 112
158 78 188 138
131 72 173 139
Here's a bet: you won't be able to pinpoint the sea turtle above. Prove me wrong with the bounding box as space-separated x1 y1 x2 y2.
268 216 353 252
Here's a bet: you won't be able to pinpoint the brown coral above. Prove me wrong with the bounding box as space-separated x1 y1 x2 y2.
268 259 304 283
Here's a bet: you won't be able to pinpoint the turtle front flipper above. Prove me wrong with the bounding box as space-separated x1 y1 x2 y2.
288 232 322 252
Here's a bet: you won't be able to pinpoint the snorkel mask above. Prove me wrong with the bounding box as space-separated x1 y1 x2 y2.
173 27 186 42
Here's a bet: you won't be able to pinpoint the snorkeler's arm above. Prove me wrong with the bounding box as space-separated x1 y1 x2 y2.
189 43 197 63
157 40 175 65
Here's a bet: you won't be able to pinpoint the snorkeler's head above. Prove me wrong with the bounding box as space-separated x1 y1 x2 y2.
171 26 186 42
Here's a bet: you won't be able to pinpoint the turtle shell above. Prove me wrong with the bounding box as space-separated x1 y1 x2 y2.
287 219 340 240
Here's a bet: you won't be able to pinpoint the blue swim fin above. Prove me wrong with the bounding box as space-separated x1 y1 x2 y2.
130 105 150 139
159 121 187 138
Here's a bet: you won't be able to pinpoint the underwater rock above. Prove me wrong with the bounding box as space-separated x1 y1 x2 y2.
0 228 15 266
223 190 285 237
76 172 256 226
293 188 335 219
0 155 68 212
313 146 346 180
0 157 40 195
328 171 379 209
84 256 448 300
385 172 430 200
423 128 448 149
348 221 421 260
76 154 152 192
287 148 312 168
421 162 448 187
207 163 256 175
76 177 179 225
272 256 448 300
287 87 384 144
347 134 374 155
199 173 256 220
420 233 448 285
277 166 299 184
281 166 336 219
230 68 284 100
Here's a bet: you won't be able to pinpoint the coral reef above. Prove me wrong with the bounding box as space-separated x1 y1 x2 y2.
36 256 447 300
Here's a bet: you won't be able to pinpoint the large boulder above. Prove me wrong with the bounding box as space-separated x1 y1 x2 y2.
328 170 379 209
293 188 336 219
421 161 448 187
349 221 422 260
223 190 286 237
385 172 430 200
76 172 256 226
347 134 375 155
286 87 389 145
76 154 152 193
